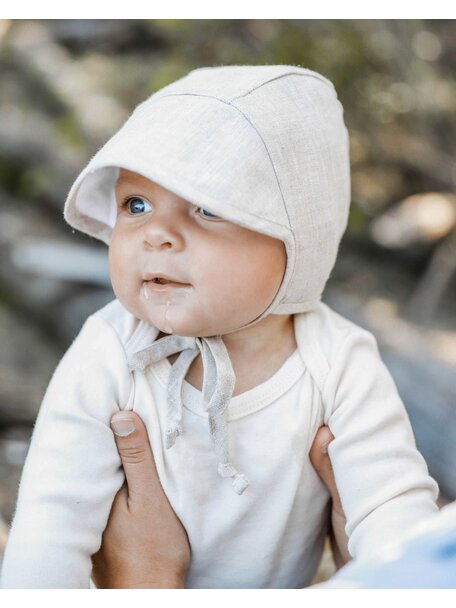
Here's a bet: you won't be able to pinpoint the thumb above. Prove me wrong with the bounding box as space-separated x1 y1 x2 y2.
110 411 161 504
309 426 343 514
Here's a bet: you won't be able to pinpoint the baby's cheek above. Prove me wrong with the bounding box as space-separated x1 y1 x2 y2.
108 254 124 294
108 239 122 280
109 256 136 311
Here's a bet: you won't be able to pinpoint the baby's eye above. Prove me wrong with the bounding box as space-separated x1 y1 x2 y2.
197 207 220 220
123 197 152 214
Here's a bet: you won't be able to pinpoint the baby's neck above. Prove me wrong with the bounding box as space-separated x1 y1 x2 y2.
161 314 297 396
219 313 295 366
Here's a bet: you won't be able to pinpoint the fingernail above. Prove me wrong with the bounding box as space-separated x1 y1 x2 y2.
111 417 135 437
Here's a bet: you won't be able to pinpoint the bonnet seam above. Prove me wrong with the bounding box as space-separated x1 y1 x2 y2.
229 99 292 231
229 70 335 102
152 92 292 231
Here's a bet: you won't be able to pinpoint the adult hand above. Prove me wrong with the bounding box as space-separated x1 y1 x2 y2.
91 411 191 588
309 426 351 570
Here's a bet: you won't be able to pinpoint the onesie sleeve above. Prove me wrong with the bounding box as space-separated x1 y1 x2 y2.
322 326 439 560
0 313 131 588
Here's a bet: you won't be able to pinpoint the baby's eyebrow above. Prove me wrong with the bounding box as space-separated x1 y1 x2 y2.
115 179 138 191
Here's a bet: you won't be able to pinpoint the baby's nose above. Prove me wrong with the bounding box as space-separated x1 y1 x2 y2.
142 213 185 251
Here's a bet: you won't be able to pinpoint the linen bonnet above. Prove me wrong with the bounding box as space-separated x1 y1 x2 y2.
63 64 351 494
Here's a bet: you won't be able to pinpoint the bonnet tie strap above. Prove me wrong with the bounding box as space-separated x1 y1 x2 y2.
127 333 250 495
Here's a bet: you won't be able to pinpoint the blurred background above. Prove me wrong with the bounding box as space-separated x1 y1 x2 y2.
0 19 455 579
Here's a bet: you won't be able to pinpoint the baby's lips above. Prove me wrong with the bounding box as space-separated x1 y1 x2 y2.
143 271 190 285
141 280 194 298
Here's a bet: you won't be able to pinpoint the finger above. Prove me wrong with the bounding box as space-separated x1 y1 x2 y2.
309 426 343 513
310 425 334 457
110 411 161 503
328 525 346 570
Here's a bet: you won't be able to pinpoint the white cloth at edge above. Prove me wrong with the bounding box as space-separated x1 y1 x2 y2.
0 299 439 589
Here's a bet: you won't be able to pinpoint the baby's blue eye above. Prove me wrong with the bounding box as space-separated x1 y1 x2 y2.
198 207 220 219
125 197 152 214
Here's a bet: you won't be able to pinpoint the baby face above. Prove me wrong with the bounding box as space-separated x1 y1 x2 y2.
109 169 286 337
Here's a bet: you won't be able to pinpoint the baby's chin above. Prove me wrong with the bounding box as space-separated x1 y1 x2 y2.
138 306 224 338
154 313 251 338
137 302 262 338
114 291 248 337
152 319 225 338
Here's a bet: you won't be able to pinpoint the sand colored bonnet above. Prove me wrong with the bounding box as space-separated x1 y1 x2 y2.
63 65 351 494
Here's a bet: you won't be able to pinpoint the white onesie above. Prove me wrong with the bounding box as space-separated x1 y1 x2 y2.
0 299 439 588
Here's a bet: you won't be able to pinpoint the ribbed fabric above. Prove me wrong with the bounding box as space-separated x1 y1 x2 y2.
152 347 303 421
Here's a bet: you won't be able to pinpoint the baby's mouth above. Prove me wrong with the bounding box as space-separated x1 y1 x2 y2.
143 272 191 286
150 277 188 286
142 278 194 299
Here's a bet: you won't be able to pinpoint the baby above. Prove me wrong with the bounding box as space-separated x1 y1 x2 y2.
1 65 439 588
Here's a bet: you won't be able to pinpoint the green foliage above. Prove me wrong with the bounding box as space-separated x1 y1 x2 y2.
347 203 370 238
147 55 194 94
17 166 52 198
54 113 86 151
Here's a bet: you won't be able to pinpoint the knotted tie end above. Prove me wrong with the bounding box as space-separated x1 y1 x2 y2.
165 421 182 449
218 462 249 494
232 473 250 495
